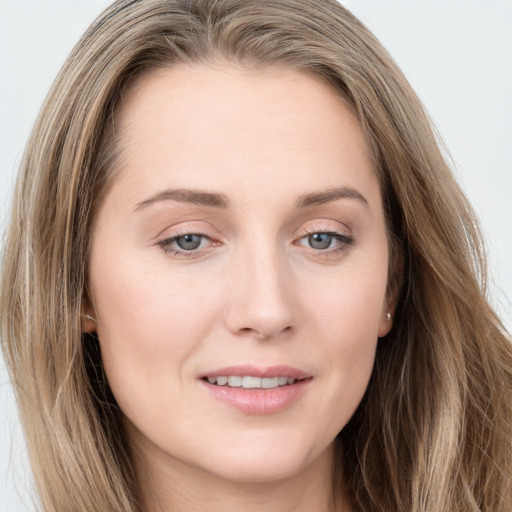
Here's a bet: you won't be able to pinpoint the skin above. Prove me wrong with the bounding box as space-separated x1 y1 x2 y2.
86 63 393 512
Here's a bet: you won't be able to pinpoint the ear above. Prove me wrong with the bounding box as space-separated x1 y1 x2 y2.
81 312 97 333
378 245 403 338
81 296 97 333
378 303 394 338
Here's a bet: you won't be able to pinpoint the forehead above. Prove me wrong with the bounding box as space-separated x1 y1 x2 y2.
108 62 380 213
116 62 362 147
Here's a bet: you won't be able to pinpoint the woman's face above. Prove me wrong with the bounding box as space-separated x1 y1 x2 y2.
87 63 392 486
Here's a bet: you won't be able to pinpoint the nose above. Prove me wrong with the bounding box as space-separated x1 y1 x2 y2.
224 242 296 340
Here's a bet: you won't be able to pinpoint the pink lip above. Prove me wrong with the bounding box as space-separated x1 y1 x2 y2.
200 364 311 380
198 365 312 415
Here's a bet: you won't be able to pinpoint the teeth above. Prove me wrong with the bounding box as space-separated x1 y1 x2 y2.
206 375 298 388
227 376 242 387
243 376 261 388
261 377 278 388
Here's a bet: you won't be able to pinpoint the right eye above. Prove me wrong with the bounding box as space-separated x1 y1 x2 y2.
157 232 218 258
173 234 204 251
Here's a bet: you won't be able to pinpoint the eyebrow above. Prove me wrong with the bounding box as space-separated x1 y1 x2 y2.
134 189 229 211
294 186 368 208
134 185 368 211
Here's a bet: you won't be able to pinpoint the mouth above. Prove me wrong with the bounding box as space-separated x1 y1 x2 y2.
198 365 312 415
202 375 307 388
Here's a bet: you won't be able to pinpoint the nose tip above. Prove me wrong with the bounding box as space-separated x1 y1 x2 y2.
236 313 293 341
224 253 295 340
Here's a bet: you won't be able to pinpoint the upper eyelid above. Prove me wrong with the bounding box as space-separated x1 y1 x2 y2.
154 214 353 241
156 220 351 240
300 227 349 237
298 226 347 236
299 218 352 232
154 222 218 242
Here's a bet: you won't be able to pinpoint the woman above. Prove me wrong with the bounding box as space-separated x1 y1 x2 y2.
1 0 511 511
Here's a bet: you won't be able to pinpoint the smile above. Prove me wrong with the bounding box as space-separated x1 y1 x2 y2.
199 365 312 415
205 376 299 388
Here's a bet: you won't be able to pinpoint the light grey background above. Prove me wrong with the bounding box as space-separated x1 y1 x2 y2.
1 1 511 509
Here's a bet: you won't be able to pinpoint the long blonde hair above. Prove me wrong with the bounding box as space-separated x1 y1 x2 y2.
1 1 511 511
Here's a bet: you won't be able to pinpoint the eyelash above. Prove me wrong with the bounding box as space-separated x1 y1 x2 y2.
156 230 219 259
156 228 354 259
296 228 355 257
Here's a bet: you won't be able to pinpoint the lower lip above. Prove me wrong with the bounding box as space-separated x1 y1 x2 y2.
200 379 311 415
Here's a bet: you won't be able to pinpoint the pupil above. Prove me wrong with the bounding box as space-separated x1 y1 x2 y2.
309 233 332 250
177 234 202 250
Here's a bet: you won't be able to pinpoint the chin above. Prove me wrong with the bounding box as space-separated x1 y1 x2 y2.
195 434 333 484
204 457 309 484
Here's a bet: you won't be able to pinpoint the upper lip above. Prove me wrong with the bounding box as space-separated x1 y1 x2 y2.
200 364 312 380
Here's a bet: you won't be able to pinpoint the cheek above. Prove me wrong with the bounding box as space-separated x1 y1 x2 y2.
88 254 222 413
309 257 388 341
304 262 387 420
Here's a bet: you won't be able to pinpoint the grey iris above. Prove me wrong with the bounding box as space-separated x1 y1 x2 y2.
309 233 333 250
177 234 202 250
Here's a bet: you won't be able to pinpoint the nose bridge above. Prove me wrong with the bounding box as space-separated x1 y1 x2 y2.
225 233 295 339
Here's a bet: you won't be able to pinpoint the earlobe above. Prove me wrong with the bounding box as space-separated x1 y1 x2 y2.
81 312 97 333
379 242 403 338
81 291 98 333
378 309 393 338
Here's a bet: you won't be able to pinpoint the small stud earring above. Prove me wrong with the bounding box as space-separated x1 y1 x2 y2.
386 312 392 321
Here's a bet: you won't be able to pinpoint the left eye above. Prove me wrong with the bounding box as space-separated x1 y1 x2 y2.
297 232 351 251
174 234 204 251
305 233 335 250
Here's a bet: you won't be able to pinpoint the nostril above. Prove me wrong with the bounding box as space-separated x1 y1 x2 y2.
223 276 296 339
